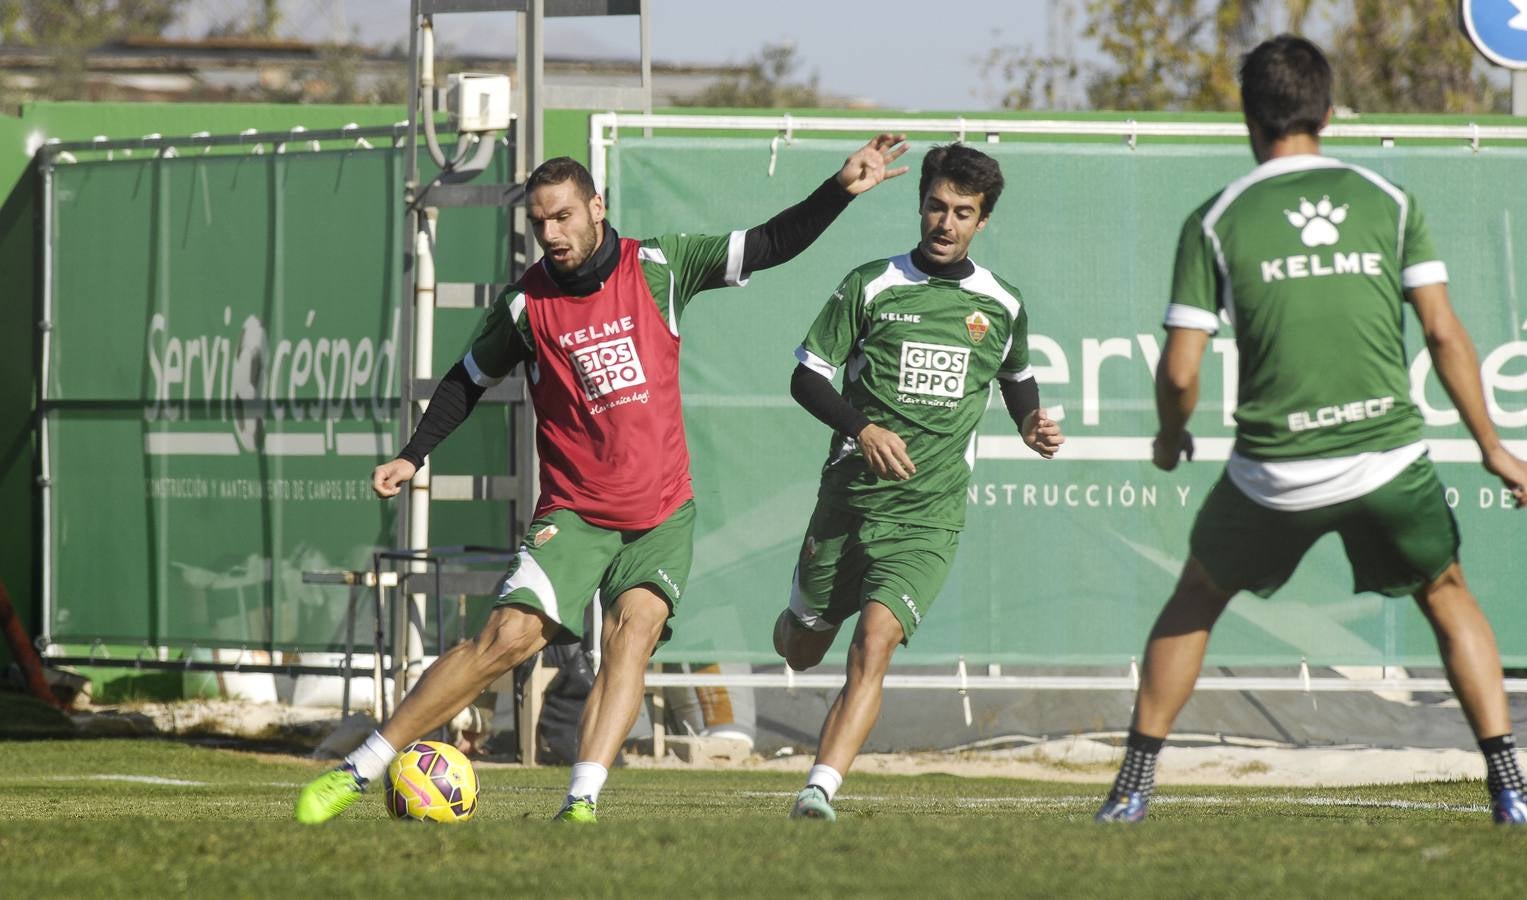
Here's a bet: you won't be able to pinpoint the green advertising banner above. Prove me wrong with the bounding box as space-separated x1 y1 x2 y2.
46 149 404 650
607 137 1527 667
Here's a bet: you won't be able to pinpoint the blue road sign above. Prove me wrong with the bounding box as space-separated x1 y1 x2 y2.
1462 0 1527 69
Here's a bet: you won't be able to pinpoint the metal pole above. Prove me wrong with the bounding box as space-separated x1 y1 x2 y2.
399 0 422 556
404 208 437 694
640 0 652 138
1514 70 1527 117
38 156 54 649
526 0 544 169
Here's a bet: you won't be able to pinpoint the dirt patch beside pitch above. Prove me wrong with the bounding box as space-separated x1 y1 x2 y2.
621 735 1485 787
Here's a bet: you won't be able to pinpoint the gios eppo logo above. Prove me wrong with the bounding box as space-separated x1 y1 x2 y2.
571 336 647 401
898 341 970 398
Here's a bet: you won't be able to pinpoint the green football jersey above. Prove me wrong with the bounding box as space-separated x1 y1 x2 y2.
797 253 1032 530
463 231 744 385
1166 154 1446 461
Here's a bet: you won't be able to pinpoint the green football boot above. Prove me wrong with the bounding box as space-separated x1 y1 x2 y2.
295 766 366 825
554 796 598 824
789 786 836 822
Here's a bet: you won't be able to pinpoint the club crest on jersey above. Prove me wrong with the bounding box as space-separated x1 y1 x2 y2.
1284 195 1348 247
532 524 559 548
965 310 990 344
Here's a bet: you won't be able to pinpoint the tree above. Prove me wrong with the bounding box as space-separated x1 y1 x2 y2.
0 0 187 100
673 41 822 108
0 0 182 45
983 0 1506 114
1326 0 1507 114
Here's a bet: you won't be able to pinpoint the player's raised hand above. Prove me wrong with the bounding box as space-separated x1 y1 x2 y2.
1022 408 1065 459
1152 430 1194 472
372 457 418 499
835 133 910 196
1483 444 1527 509
858 423 916 481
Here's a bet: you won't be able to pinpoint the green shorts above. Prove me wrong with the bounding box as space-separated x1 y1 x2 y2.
495 500 695 643
785 502 960 644
1190 457 1459 598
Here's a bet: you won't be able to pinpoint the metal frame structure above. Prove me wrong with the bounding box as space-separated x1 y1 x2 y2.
589 111 1527 696
33 123 410 670
588 113 1527 193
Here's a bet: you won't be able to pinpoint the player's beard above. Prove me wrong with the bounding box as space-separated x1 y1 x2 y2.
547 220 602 274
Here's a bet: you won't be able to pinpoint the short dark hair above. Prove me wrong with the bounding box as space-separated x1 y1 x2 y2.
1240 35 1332 142
526 156 597 201
919 144 1004 218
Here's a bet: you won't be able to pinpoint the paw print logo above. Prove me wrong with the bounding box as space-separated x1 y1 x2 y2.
1284 196 1348 248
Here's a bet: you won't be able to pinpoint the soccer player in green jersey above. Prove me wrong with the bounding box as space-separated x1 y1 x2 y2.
1095 36 1527 825
774 145 1065 821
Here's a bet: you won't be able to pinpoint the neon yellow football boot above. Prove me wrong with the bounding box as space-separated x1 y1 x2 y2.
295 766 366 825
553 797 598 824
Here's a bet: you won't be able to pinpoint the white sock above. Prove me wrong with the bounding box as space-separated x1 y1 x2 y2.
344 732 397 784
806 764 843 801
567 761 609 804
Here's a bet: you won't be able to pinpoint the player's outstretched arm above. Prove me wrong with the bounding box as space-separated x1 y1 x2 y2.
1153 327 1209 471
734 134 909 279
1410 283 1527 508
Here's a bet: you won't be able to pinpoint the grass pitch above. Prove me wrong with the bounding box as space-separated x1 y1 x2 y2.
2 739 1524 897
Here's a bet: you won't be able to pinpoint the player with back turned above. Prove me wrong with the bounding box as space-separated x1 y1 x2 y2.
1095 36 1527 825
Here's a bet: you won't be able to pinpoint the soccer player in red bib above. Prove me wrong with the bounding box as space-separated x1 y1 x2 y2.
296 135 909 824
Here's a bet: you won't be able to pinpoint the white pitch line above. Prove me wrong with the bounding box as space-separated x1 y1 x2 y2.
744 790 1484 812
86 774 206 786
29 775 309 788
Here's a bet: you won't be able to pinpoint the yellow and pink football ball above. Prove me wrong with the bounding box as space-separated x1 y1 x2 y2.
384 741 479 823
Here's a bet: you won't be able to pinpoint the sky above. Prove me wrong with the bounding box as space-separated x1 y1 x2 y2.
170 0 1081 111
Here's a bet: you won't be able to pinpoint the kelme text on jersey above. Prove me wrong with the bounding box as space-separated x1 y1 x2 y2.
1260 251 1383 283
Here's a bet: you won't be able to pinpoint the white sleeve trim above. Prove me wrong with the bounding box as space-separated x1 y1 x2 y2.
1402 260 1449 289
1163 303 1221 333
724 229 750 287
997 366 1035 383
794 345 838 379
462 350 505 388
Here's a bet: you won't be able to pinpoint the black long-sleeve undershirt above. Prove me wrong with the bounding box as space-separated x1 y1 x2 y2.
790 363 1042 440
396 361 485 469
999 375 1041 429
739 177 855 276
790 364 872 438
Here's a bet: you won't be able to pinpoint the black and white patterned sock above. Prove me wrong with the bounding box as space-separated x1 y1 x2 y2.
1111 730 1165 799
1481 734 1526 795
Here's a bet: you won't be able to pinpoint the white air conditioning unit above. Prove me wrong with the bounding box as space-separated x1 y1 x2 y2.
446 73 512 134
